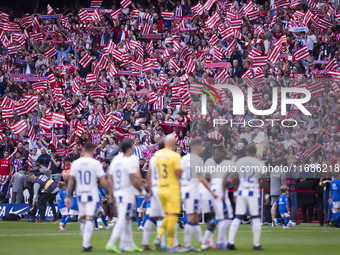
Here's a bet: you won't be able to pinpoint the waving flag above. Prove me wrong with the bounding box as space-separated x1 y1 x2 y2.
203 0 217 11
79 52 92 68
161 11 174 21
15 95 38 116
19 13 32 29
90 0 102 8
120 0 131 8
268 45 281 64
75 102 84 114
52 113 65 125
47 4 54 14
205 13 221 29
293 46 309 61
45 47 57 59
325 58 339 72
2 108 13 119
27 125 36 141
302 143 321 157
10 120 28 135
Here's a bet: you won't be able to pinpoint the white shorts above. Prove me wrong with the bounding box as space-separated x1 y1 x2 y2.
333 201 340 209
280 213 290 218
182 190 200 214
117 201 134 220
59 207 69 216
69 210 79 216
199 199 213 214
235 195 260 217
212 197 233 220
149 194 165 217
137 208 146 213
78 201 97 217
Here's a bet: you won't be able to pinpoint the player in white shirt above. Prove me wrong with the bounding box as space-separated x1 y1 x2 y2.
201 147 234 250
105 139 144 253
227 146 269 251
142 141 166 250
180 139 217 251
65 143 111 252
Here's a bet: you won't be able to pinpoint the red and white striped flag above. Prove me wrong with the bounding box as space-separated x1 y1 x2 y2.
75 102 84 114
32 16 40 28
45 47 57 59
268 45 281 64
293 45 309 61
32 81 47 92
51 132 59 149
10 120 28 135
27 124 36 141
75 125 85 137
183 58 196 73
205 12 220 29
19 13 32 29
203 0 217 11
52 113 65 125
40 116 53 130
15 95 38 116
47 4 54 15
108 64 119 77
2 108 13 119
170 58 181 72
120 0 131 8
206 130 223 140
208 33 219 47
90 0 102 8
72 78 80 94
161 11 174 21
79 52 92 68
325 58 339 71
104 116 113 132
86 72 97 83
301 143 321 157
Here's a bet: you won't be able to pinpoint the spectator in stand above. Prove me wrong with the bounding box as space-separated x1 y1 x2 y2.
37 147 51 168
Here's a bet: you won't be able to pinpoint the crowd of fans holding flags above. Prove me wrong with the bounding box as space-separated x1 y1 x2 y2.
0 0 340 225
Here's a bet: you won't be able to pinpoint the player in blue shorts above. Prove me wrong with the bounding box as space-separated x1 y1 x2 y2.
329 174 340 227
94 187 114 230
271 185 296 229
57 182 68 231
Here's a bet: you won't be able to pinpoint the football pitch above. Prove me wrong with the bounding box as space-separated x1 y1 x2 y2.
0 221 339 255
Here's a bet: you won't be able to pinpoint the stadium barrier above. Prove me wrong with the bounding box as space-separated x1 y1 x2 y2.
0 203 58 219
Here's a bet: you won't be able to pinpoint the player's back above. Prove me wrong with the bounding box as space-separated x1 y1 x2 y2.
276 194 289 213
57 190 67 208
180 153 202 192
149 156 159 188
236 156 264 196
331 179 340 201
155 148 181 190
109 154 139 201
70 157 104 203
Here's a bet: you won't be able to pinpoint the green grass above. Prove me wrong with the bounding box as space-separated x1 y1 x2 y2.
0 221 339 254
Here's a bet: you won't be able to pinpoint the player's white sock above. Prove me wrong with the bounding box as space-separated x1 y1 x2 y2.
142 219 153 246
252 218 261 247
228 217 241 245
119 224 129 250
157 220 166 247
217 219 231 245
203 227 214 243
107 219 126 247
83 220 93 248
193 224 203 244
126 221 135 249
184 222 194 247
174 223 179 247
80 221 85 238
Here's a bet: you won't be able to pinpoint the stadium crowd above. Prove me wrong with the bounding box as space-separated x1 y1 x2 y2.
0 0 340 226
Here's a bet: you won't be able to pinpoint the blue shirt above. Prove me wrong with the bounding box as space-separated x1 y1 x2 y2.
275 194 289 214
330 179 340 202
57 190 67 209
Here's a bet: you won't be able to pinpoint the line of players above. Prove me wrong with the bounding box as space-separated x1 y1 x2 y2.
55 138 340 252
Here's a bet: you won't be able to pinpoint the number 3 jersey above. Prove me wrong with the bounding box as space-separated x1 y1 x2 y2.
108 153 139 202
70 157 105 203
154 148 181 191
